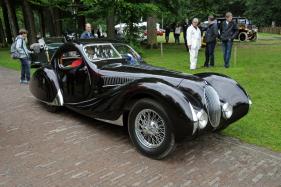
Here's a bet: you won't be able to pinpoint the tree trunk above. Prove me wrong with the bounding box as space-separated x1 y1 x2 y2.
0 18 7 47
44 8 54 36
75 0 85 33
78 15 86 33
106 7 115 39
147 16 157 48
3 0 18 38
21 0 36 43
38 8 46 37
49 8 62 36
1 0 12 44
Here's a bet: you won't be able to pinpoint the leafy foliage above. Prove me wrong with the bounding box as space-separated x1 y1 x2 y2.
245 0 281 26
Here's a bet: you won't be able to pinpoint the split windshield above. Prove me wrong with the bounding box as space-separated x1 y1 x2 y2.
83 43 121 61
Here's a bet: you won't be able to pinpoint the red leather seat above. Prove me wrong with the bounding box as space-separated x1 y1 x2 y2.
70 58 82 68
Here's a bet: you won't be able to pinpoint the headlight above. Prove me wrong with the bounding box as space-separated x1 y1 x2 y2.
222 103 233 119
196 109 208 129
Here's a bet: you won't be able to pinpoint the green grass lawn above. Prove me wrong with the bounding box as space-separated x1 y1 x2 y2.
0 48 21 70
1 33 281 152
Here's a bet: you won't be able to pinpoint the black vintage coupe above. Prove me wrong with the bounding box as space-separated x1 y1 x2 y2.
29 38 252 159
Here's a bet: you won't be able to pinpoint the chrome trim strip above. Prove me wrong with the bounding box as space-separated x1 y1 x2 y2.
50 89 64 106
248 98 252 112
96 115 124 126
189 103 198 135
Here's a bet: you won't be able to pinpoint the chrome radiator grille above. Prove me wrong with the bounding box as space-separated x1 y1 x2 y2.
204 85 221 128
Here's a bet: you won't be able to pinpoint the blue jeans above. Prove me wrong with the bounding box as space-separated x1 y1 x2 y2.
204 41 216 67
20 58 30 81
222 40 233 68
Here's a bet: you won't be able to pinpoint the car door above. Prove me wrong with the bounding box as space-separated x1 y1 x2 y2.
56 49 92 103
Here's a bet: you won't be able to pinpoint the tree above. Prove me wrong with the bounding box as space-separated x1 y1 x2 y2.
147 16 157 48
0 18 6 46
2 0 19 38
22 0 36 43
1 0 13 43
245 0 281 26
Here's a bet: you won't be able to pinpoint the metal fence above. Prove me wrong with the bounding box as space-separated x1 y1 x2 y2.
259 27 281 34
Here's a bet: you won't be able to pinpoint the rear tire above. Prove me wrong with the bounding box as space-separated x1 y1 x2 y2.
128 99 176 159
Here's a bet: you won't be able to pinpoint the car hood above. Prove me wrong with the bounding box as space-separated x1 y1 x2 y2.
99 63 206 87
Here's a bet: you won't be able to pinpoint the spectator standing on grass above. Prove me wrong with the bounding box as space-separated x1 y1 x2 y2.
97 28 101 38
219 12 238 68
204 15 218 67
15 29 33 84
80 23 94 39
174 24 181 44
186 18 201 70
183 18 189 50
164 24 171 43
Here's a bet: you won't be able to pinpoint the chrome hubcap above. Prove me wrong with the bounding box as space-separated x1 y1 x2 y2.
135 109 166 148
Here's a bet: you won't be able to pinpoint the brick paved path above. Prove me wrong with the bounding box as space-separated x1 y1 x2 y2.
0 67 281 187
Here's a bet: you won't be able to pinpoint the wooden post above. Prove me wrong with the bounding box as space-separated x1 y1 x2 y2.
160 42 163 56
234 45 237 65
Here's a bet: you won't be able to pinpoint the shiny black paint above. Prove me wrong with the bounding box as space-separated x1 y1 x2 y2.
30 66 60 103
195 72 250 129
30 42 251 138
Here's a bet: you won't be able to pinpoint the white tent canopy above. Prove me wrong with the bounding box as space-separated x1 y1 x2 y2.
115 22 160 31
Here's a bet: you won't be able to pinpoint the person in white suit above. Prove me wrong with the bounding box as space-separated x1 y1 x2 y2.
186 18 201 70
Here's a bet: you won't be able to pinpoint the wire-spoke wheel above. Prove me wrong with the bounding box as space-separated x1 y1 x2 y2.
135 109 166 149
128 99 175 159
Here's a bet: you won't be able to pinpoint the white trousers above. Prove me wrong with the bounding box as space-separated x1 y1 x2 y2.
189 48 199 70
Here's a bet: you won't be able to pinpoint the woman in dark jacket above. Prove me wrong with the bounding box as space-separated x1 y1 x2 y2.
204 16 218 67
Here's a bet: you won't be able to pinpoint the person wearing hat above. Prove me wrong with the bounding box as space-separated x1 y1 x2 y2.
204 15 218 67
15 29 33 84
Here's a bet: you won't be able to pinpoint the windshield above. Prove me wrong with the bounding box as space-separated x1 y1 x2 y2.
83 43 122 61
112 43 143 64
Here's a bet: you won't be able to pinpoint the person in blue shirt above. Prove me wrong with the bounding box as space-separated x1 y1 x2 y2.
80 23 94 39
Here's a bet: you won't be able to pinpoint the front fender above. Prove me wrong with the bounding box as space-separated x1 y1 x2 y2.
195 72 251 127
123 79 198 138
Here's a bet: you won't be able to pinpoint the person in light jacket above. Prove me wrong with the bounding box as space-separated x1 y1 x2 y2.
15 29 32 84
186 18 201 70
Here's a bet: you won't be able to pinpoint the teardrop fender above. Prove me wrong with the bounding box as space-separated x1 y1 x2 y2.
29 67 63 106
122 80 198 138
195 72 251 126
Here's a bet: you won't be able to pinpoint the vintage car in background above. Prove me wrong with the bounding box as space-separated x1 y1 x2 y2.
29 38 252 159
216 17 258 41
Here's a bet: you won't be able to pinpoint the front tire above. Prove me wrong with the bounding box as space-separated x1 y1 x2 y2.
238 32 248 41
128 99 176 159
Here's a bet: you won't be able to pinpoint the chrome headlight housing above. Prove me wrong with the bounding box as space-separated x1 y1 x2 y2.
196 109 208 129
222 103 233 119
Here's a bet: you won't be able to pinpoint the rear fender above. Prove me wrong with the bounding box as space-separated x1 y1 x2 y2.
29 67 63 106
